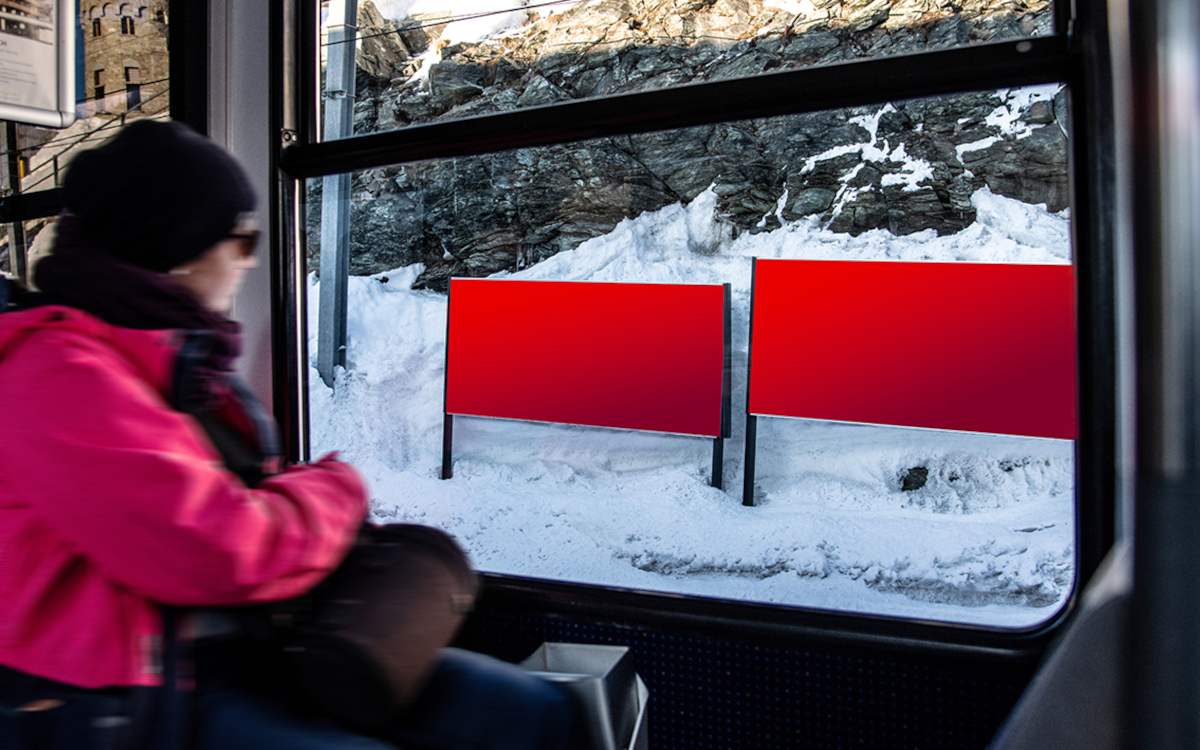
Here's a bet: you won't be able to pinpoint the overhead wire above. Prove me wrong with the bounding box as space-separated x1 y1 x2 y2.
78 22 168 56
5 85 170 194
1 21 172 160
322 0 582 46
0 78 170 161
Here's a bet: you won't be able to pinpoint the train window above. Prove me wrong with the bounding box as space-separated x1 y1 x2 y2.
0 1 171 286
0 220 17 276
303 81 1076 629
0 216 54 280
320 0 1057 140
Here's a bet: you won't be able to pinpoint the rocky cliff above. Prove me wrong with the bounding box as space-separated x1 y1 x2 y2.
314 0 1066 290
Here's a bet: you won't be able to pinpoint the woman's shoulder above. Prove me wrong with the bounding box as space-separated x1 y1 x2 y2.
0 305 181 394
1 304 166 351
0 305 106 357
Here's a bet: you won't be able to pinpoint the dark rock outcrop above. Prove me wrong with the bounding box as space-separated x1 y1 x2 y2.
311 0 1066 290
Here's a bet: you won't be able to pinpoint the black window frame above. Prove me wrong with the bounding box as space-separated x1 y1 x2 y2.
277 0 1115 658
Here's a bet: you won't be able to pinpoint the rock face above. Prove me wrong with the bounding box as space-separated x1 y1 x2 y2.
312 0 1066 289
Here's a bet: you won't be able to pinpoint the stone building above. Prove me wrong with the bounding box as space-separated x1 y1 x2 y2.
80 0 168 117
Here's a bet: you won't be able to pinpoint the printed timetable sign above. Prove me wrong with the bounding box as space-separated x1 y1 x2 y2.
446 279 728 438
0 0 75 127
747 259 1078 440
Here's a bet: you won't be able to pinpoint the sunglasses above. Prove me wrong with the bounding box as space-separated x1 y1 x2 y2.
227 230 261 257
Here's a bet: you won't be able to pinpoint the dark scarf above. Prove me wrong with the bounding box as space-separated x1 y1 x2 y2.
34 215 243 408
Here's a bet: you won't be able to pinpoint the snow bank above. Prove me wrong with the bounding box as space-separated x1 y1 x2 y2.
374 0 534 47
309 186 1075 628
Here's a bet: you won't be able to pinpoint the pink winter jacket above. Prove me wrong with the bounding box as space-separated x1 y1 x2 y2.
0 306 368 688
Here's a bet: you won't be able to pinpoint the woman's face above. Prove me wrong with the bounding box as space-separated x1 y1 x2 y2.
170 228 259 313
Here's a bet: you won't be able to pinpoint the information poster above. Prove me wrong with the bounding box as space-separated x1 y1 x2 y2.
0 0 75 127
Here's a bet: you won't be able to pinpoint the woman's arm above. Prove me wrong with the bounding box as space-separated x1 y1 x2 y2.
4 326 368 606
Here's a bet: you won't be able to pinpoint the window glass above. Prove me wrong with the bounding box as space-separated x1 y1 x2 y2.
0 217 54 283
305 83 1075 628
0 225 14 276
320 0 1056 139
0 1 169 286
81 2 166 119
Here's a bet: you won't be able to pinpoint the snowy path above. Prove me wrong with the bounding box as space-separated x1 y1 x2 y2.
309 186 1075 628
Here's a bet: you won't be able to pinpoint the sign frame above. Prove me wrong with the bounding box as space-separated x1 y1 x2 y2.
441 278 732 488
742 257 1079 505
0 0 76 128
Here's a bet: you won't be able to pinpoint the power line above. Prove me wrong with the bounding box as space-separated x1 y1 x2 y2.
323 0 581 46
543 32 745 48
5 87 170 192
0 77 170 160
19 110 172 192
80 26 168 55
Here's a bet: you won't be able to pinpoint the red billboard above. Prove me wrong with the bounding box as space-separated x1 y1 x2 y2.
747 259 1077 440
446 279 728 437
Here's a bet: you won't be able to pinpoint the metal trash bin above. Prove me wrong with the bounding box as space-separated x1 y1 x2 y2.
520 643 649 750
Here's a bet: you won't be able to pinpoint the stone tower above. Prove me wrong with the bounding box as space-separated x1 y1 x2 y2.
79 0 168 117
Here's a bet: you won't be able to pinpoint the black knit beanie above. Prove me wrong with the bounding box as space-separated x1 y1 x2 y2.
61 120 257 273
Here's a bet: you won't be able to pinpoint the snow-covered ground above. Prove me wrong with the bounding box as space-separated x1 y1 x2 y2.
308 185 1076 629
374 0 536 46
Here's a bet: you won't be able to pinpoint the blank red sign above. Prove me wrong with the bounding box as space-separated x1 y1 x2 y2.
446 279 727 437
748 259 1077 439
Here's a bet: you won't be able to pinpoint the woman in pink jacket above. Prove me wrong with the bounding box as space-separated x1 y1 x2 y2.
0 121 574 750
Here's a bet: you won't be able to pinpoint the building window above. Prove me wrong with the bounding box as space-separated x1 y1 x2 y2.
94 70 105 113
155 9 164 22
121 16 134 34
125 67 141 112
92 19 101 36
